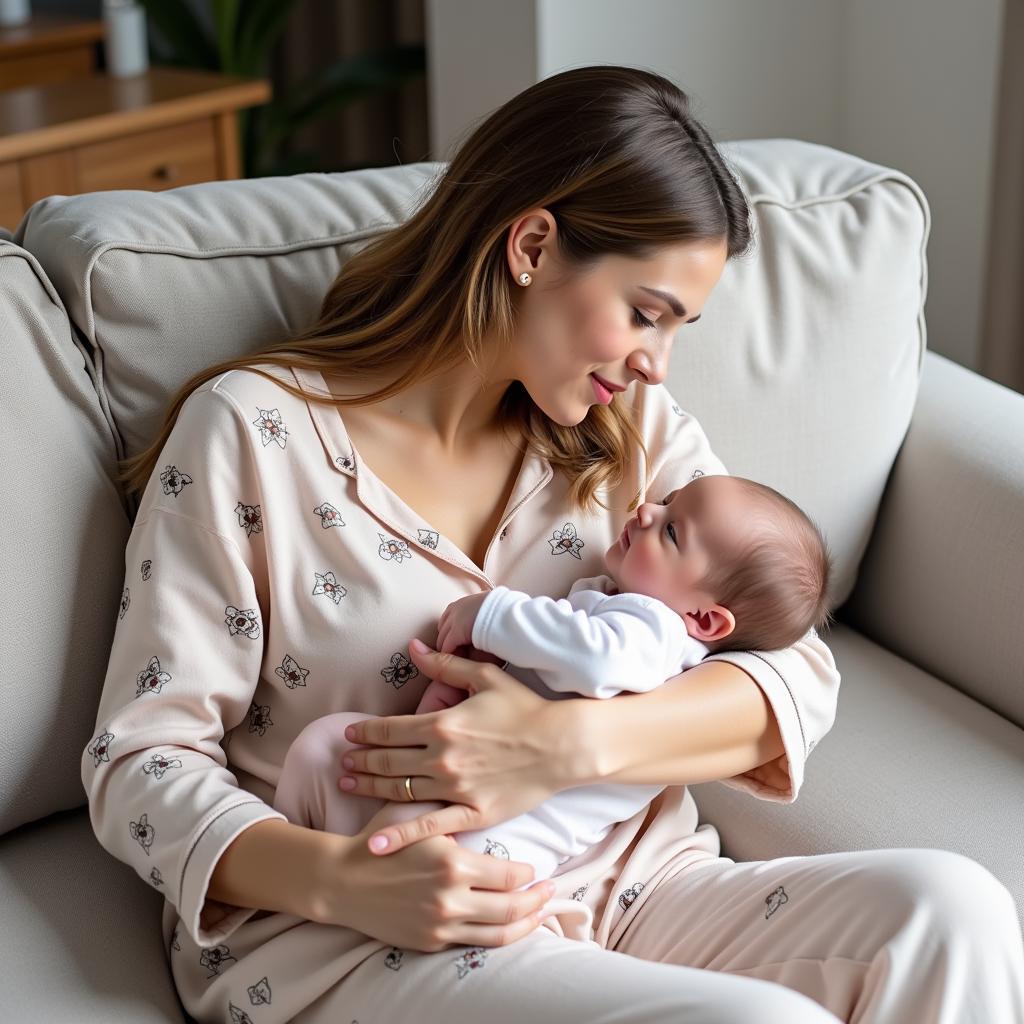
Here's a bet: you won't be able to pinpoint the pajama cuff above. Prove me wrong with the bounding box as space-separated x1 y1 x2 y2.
701 650 807 804
178 798 290 948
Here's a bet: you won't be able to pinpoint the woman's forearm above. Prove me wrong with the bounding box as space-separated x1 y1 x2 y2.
208 817 350 923
555 659 785 788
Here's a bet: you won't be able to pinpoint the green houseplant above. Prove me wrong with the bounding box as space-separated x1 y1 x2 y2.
139 0 427 178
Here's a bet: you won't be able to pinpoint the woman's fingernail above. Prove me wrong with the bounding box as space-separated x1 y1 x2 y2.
340 777 356 790
369 834 389 852
342 756 354 770
410 638 429 653
344 726 355 740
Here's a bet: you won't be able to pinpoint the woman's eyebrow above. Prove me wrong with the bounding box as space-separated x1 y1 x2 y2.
638 286 702 323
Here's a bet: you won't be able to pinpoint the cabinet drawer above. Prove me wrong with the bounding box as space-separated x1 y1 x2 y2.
76 118 219 192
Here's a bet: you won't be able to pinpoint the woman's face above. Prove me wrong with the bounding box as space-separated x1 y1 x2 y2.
502 211 729 426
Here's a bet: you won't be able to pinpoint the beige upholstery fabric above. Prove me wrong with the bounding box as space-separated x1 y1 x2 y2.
842 351 1024 727
0 242 130 834
16 140 929 612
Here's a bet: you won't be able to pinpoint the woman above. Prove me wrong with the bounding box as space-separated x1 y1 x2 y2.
84 66 1024 1023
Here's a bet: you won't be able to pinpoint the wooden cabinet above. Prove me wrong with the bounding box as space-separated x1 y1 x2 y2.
0 67 271 229
0 14 104 92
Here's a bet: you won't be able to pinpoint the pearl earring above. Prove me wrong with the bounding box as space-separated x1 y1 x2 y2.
518 272 532 285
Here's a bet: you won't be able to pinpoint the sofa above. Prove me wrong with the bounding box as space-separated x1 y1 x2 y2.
1 137 1021 1022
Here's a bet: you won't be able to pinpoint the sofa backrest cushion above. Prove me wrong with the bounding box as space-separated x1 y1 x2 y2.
0 241 130 835
8 140 929 831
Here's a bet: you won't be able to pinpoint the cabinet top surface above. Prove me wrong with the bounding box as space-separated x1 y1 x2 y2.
0 67 271 160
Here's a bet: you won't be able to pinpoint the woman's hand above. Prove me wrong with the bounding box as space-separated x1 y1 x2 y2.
339 639 581 855
436 592 489 654
315 802 557 952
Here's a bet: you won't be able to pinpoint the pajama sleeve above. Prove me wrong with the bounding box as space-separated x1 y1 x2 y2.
80 385 289 949
473 586 706 699
638 382 841 803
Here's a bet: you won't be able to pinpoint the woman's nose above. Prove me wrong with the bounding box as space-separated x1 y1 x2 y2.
628 345 670 386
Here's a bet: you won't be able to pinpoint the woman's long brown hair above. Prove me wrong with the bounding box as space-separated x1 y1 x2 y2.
116 65 753 513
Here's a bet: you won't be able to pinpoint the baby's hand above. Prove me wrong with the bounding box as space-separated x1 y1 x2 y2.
436 592 489 654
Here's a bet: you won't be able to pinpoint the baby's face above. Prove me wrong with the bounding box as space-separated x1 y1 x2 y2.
603 475 753 634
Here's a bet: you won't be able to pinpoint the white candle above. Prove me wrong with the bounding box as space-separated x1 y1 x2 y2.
0 0 31 29
103 0 149 78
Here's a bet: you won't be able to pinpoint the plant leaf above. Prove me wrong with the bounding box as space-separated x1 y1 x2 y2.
211 0 242 71
235 0 300 77
138 0 219 69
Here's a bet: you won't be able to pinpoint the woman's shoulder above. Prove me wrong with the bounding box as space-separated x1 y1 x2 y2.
192 361 303 413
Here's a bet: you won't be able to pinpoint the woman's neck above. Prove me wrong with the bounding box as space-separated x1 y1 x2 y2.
323 358 514 456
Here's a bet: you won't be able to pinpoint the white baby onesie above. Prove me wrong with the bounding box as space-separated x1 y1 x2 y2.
449 573 710 884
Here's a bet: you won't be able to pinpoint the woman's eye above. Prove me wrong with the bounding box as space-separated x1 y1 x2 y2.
632 308 656 330
666 522 677 544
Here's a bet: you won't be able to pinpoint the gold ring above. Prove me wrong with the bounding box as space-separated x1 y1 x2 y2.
404 775 415 801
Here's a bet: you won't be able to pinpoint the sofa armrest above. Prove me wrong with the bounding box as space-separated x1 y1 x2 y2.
839 349 1024 727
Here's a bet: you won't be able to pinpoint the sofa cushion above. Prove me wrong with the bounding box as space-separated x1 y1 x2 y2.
0 807 186 1023
0 241 130 836
841 350 1024 728
691 621 1024 929
14 140 928 611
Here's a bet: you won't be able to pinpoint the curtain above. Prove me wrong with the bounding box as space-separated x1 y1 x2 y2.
979 0 1024 394
271 0 429 174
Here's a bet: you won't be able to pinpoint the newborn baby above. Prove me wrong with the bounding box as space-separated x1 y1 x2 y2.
272 474 833 886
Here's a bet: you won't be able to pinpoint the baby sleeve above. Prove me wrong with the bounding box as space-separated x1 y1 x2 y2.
638 382 841 803
80 384 288 949
473 585 704 698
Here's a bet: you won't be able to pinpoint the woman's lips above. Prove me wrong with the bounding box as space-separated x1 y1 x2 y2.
591 374 613 404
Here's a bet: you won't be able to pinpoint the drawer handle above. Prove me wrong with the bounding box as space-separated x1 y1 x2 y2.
154 164 180 182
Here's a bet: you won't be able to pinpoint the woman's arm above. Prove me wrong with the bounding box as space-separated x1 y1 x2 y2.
559 658 784 788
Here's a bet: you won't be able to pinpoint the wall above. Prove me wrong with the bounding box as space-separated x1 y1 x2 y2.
425 0 1007 372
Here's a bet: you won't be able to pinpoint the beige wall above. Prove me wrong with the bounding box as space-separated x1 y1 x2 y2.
426 0 1006 373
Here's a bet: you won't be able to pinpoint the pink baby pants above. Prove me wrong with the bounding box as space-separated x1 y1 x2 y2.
273 707 1024 1023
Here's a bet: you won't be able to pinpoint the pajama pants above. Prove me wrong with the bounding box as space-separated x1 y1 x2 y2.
273 713 1024 1023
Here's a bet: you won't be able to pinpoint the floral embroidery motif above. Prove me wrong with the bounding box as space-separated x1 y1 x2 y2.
671 402 684 416
149 867 164 888
200 944 237 978
141 559 152 581
235 501 263 536
417 528 439 550
384 948 404 971
170 925 180 952
247 976 272 1006
378 533 412 564
313 571 347 604
129 812 155 855
381 652 418 690
119 586 130 619
247 701 273 737
276 654 310 689
571 882 590 902
143 752 182 779
313 502 345 528
336 452 356 473
548 523 585 560
617 881 645 911
88 730 114 766
483 839 509 859
226 606 261 640
136 656 171 697
454 948 488 979
227 1003 253 1023
160 464 193 497
691 469 705 479
765 885 789 919
252 407 289 449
